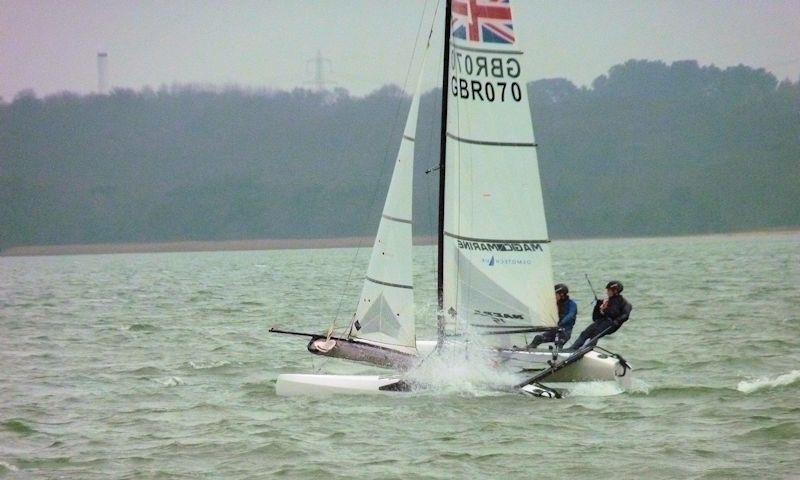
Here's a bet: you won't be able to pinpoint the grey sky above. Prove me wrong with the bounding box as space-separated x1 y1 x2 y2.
1 0 799 100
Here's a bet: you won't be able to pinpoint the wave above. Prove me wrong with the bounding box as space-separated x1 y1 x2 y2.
155 376 185 387
126 366 164 375
186 360 232 370
0 461 19 472
741 421 800 439
241 380 277 398
565 381 624 397
737 370 800 394
1 419 36 435
645 384 732 397
625 378 652 394
128 323 159 332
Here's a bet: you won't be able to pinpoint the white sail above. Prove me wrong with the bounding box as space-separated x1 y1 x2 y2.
442 0 558 342
347 73 425 355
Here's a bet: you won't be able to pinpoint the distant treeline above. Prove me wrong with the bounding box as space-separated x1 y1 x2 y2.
1 59 798 248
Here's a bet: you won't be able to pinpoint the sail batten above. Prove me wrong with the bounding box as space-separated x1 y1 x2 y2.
365 276 413 290
452 44 524 55
446 132 537 147
444 232 550 244
381 214 412 225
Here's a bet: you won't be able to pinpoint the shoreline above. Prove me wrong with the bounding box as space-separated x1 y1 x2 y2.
1 229 796 257
0 236 435 257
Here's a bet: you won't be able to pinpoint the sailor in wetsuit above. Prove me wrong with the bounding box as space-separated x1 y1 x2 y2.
527 283 577 349
565 280 631 351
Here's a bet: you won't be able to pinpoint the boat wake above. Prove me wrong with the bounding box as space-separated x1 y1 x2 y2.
564 381 625 397
156 376 186 387
737 370 800 394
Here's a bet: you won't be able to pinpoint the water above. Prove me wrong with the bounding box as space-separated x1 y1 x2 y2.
1 233 798 479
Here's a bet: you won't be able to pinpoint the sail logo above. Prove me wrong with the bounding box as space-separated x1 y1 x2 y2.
451 0 515 44
482 256 532 266
458 239 543 252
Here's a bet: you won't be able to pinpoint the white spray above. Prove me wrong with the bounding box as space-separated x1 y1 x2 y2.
737 370 800 394
405 329 521 396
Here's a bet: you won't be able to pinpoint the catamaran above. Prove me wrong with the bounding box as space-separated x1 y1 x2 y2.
271 0 632 397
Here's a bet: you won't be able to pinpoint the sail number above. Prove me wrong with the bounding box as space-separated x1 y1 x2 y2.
451 78 522 102
450 53 523 102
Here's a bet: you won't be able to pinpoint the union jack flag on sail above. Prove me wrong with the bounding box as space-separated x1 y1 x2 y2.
451 0 515 44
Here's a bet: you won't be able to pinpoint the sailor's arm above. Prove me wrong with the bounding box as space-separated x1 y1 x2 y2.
591 300 603 321
612 301 632 325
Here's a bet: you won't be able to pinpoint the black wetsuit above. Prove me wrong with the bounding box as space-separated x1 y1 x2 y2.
567 294 632 350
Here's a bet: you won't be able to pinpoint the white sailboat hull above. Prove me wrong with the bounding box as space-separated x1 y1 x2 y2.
275 374 404 396
276 341 632 397
416 340 632 385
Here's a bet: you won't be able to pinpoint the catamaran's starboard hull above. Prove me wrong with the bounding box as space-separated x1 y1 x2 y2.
275 374 405 396
500 349 631 383
416 340 633 385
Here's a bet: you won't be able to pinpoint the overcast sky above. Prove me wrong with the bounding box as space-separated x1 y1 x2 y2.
2 0 799 100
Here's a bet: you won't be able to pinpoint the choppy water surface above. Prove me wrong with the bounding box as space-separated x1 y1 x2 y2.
1 233 798 479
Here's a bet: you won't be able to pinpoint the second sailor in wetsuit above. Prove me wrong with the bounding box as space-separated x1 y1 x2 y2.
566 280 631 351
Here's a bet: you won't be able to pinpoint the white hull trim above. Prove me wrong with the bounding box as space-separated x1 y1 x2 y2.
275 374 406 396
275 373 628 397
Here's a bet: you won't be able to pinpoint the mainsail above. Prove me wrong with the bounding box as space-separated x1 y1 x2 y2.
347 68 427 355
441 0 558 341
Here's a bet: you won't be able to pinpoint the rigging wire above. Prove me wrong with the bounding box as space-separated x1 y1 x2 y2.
423 1 445 331
326 0 440 341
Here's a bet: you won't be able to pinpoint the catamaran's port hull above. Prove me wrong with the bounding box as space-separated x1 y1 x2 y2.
306 337 419 370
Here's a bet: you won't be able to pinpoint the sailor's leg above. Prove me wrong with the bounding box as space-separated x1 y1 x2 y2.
555 328 570 347
586 319 616 346
528 331 554 348
566 324 597 351
528 335 544 348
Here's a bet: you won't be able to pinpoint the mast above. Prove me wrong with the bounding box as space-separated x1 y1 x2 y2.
436 0 453 347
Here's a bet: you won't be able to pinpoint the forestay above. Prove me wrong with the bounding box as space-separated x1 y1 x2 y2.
442 0 557 342
347 66 427 355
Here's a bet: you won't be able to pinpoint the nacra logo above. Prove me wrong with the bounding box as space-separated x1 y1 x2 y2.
473 310 525 324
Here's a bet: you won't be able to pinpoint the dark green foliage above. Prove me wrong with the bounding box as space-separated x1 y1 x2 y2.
1 60 798 247
530 60 800 237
